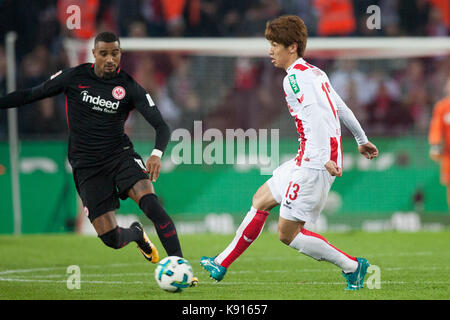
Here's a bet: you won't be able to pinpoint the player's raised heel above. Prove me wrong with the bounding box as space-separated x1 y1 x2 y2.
342 257 370 290
200 256 227 282
132 222 159 263
190 277 199 287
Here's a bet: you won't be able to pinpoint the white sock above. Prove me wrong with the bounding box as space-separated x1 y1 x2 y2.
289 229 358 273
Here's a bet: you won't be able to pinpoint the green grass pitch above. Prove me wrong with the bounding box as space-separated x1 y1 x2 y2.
0 231 449 300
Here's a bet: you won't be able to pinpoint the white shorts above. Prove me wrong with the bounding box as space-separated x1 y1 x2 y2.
267 158 335 223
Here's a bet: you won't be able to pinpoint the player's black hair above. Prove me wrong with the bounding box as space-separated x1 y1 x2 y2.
94 31 120 45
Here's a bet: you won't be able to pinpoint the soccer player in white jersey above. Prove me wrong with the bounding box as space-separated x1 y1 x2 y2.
200 15 379 290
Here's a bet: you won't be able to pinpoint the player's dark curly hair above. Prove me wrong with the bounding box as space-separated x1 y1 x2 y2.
94 31 120 45
265 15 308 57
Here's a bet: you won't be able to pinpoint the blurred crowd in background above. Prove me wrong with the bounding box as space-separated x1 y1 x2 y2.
0 0 449 140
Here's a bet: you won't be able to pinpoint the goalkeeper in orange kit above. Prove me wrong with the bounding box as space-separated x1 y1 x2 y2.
428 77 450 209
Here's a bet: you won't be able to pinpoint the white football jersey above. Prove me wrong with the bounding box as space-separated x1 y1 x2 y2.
283 58 368 170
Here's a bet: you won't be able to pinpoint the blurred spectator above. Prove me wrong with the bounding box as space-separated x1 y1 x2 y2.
120 20 150 75
57 0 102 65
0 46 6 138
366 80 411 133
160 0 187 37
116 0 148 36
57 0 100 40
0 0 50 59
133 54 181 129
167 54 200 130
399 59 425 104
379 0 401 36
429 0 450 30
25 98 66 136
409 86 430 132
314 0 357 36
330 60 374 124
190 0 221 36
280 0 318 35
429 57 450 106
36 1 61 48
398 59 429 132
238 0 281 37
398 0 431 36
217 0 254 36
0 0 449 141
206 57 270 132
352 0 381 36
17 47 50 135
96 0 120 34
426 6 449 36
231 57 262 130
367 82 396 128
159 0 201 37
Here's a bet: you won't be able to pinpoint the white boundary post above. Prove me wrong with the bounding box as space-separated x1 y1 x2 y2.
6 31 21 235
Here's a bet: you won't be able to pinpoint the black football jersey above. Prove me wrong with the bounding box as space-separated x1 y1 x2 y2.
0 63 170 168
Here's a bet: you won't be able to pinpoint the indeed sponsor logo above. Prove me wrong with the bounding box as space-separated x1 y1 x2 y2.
81 90 119 110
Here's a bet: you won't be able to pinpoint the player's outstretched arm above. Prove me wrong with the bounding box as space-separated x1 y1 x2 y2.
0 69 70 110
0 88 39 110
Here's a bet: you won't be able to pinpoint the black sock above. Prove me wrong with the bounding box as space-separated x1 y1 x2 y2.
139 194 183 257
99 226 141 249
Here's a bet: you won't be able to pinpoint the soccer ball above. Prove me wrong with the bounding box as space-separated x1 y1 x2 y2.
154 256 194 292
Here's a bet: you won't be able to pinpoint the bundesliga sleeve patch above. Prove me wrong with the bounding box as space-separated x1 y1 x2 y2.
50 70 62 80
146 93 155 107
288 74 300 94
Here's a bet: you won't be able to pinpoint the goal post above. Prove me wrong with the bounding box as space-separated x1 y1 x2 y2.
118 37 450 58
5 31 21 235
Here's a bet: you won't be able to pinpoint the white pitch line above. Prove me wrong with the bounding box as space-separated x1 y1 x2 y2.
2 277 450 287
2 263 449 287
0 263 143 276
0 267 64 275
366 251 434 257
12 272 152 279
0 277 146 285
193 280 450 286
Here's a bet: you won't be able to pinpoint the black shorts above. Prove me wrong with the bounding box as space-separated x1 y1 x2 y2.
73 151 149 222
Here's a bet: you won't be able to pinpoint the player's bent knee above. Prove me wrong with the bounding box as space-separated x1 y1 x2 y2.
139 193 161 214
139 193 171 224
129 179 154 204
252 187 278 212
99 227 122 249
278 232 292 245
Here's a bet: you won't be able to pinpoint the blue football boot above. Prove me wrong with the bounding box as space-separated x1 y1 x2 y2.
342 257 370 290
200 256 227 282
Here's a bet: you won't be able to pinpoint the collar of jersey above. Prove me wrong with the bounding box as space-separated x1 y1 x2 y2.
286 58 305 73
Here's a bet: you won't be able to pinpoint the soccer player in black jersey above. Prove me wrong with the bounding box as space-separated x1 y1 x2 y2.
0 33 194 283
